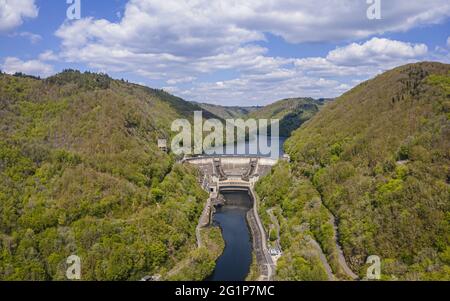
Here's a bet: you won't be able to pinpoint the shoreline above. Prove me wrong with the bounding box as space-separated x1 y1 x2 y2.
206 189 274 281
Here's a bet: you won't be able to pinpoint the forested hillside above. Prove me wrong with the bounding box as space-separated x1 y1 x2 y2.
248 98 328 137
198 97 327 137
196 102 260 119
0 70 219 280
257 62 450 280
2 62 448 281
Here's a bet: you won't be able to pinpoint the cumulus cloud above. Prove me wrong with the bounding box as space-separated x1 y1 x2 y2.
38 50 59 61
0 0 38 33
326 38 428 66
176 74 347 105
191 37 431 104
56 0 450 50
183 37 432 104
1 57 54 77
166 76 196 85
9 31 42 43
52 0 449 105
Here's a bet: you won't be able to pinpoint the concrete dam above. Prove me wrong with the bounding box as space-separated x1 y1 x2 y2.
184 156 282 281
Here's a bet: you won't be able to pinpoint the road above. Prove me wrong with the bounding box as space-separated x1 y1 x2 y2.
307 236 335 280
196 198 211 248
248 188 275 281
267 208 282 252
329 214 359 280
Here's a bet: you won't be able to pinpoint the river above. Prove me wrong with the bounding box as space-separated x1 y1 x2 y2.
207 191 253 281
206 136 287 159
206 136 286 281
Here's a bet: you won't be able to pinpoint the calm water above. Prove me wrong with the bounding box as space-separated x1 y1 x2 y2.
207 191 253 281
205 137 287 159
206 137 287 280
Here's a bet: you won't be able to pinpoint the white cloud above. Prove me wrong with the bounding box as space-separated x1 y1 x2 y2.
326 37 428 66
38 50 59 61
52 0 450 105
1 57 54 77
294 57 369 77
0 0 38 33
429 42 450 64
9 31 42 43
55 0 450 51
185 37 431 105
177 73 347 106
166 76 196 85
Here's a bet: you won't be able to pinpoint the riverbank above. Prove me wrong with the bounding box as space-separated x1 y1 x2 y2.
165 226 224 281
248 188 275 280
207 192 253 281
205 189 274 281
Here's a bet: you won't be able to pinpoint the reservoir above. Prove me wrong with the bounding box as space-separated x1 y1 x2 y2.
207 191 253 281
206 136 287 159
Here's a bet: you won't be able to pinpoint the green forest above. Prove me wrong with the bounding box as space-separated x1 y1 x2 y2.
1 62 449 281
256 62 450 280
0 70 219 280
248 97 327 137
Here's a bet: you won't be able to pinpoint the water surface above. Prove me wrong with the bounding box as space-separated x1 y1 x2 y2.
207 191 253 281
206 136 287 159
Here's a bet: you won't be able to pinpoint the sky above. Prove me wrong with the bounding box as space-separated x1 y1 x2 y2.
0 0 449 106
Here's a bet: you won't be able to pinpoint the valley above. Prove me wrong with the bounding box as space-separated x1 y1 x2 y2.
0 62 449 281
256 62 450 280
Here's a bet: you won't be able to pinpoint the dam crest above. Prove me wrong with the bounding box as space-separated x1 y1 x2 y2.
184 155 285 280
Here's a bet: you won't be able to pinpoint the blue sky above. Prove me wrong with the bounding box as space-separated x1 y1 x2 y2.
0 0 449 106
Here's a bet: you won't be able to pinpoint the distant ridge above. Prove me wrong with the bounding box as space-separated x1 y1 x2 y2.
197 97 330 137
194 102 261 119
